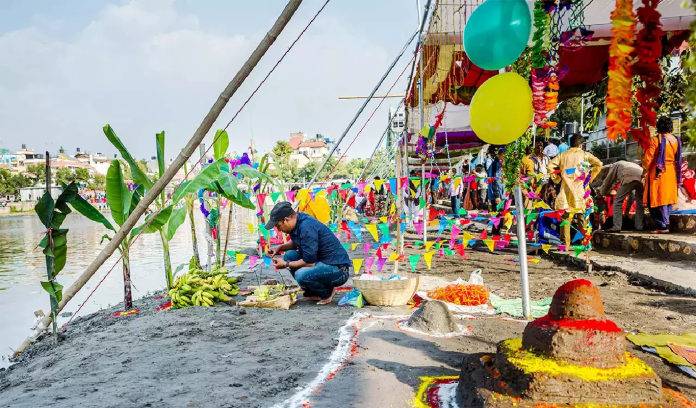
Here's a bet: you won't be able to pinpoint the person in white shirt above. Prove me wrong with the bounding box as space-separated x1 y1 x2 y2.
449 175 464 218
532 141 551 175
473 164 487 209
543 140 559 158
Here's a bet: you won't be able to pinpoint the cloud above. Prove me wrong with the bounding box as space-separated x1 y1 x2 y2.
0 0 407 164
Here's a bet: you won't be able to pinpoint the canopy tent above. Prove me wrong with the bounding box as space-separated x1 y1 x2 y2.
405 0 696 162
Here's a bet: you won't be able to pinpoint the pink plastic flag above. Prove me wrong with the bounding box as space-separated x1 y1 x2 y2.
377 257 387 272
364 257 375 272
249 255 259 269
285 190 296 202
451 225 461 240
363 243 371 255
414 222 424 236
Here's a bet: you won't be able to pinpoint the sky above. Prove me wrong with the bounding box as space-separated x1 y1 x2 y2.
0 0 420 161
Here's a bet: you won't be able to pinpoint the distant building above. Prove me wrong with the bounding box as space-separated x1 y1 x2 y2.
387 105 405 148
20 185 62 202
287 132 330 169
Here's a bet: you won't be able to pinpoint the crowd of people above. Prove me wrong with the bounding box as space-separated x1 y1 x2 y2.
441 116 695 241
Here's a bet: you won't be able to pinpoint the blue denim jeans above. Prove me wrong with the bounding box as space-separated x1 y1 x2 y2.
450 196 461 218
283 250 349 300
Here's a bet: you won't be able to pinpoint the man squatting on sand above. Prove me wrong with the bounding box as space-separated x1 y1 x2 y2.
266 202 351 305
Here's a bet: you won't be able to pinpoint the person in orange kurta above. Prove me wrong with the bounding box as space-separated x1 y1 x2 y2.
642 116 683 233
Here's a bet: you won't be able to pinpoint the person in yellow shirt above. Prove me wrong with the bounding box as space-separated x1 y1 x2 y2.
547 134 603 247
520 145 535 210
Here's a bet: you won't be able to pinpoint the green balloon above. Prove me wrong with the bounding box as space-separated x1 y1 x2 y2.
464 0 532 71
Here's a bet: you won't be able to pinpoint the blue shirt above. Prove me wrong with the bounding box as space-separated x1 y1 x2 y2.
290 213 351 266
558 142 570 154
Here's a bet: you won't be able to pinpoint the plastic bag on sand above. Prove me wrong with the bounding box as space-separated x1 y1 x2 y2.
468 269 484 285
338 289 364 308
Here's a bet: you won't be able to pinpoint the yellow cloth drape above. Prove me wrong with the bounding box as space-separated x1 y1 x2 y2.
547 148 603 211
298 190 331 224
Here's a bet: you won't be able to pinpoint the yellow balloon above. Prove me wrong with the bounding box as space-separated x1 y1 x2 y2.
470 72 533 145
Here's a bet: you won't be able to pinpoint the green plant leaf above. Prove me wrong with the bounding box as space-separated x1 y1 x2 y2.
232 164 270 181
70 192 115 231
172 159 226 203
40 281 64 303
129 189 142 215
106 160 132 227
50 212 68 230
213 129 229 161
55 182 78 215
130 205 174 237
164 205 187 241
213 174 255 209
35 192 54 228
100 234 112 245
103 124 153 190
156 131 166 177
50 229 69 274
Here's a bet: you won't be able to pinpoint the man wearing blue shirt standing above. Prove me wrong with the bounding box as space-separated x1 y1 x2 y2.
266 202 350 305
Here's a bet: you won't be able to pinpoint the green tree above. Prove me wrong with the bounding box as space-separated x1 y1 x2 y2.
271 140 294 182
549 97 582 133
55 168 75 186
88 174 106 191
74 168 91 185
26 164 47 185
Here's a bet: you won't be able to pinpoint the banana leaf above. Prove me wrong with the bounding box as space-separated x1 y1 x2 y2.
156 131 166 177
213 129 229 161
35 192 55 228
130 205 174 238
103 124 153 190
172 158 226 203
106 160 132 227
164 205 187 241
214 174 254 209
40 281 64 303
38 228 69 273
231 164 271 181
69 192 115 232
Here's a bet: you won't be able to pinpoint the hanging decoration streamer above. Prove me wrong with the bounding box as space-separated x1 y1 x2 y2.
606 0 637 142
631 0 663 150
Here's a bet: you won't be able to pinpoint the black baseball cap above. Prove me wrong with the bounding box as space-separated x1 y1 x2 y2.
265 202 295 230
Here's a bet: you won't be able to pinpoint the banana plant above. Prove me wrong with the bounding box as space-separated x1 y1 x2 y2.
173 130 272 268
35 182 81 334
103 125 185 290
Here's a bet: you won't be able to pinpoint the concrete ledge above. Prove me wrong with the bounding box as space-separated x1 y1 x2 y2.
548 251 696 297
593 231 696 261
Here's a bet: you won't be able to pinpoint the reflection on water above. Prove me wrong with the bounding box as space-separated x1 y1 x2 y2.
0 209 258 288
0 207 259 366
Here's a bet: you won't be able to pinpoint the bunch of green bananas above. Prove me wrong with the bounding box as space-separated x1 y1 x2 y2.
169 271 239 308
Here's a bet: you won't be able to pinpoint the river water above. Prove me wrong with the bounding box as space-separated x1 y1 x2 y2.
0 209 258 368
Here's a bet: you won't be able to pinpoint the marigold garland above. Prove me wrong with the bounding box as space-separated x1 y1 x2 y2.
606 0 636 141
427 283 489 306
631 0 663 150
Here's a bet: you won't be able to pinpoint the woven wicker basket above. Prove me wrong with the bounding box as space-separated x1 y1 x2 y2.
353 276 420 306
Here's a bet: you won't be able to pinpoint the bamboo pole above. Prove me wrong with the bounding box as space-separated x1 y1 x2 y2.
15 0 305 354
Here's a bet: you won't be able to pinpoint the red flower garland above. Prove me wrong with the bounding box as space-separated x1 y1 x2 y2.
606 0 636 142
631 0 663 150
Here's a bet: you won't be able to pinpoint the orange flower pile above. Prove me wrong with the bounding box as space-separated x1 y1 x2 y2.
427 283 489 306
606 0 636 141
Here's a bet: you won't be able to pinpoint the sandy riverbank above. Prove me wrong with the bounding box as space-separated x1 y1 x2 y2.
2 246 695 407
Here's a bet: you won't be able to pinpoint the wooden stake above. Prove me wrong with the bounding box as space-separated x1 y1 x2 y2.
16 0 305 354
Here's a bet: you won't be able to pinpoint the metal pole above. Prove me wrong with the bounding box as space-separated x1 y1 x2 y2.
580 95 585 134
305 29 419 187
419 47 427 243
514 184 531 320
